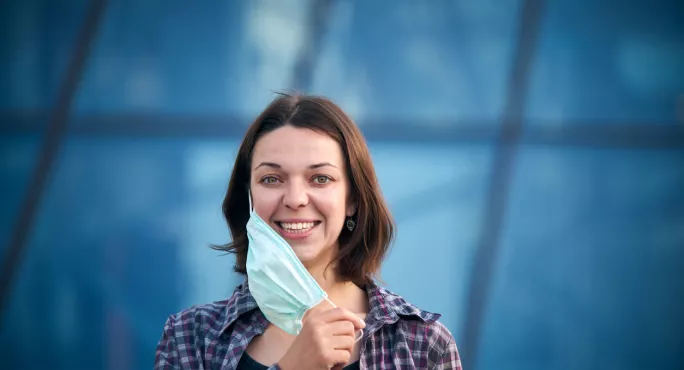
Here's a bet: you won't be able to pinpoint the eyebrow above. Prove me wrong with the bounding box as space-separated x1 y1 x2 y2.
254 162 338 170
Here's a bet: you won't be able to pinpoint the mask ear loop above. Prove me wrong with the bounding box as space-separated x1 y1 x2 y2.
324 297 364 343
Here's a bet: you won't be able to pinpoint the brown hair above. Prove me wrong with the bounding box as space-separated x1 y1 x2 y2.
212 93 395 284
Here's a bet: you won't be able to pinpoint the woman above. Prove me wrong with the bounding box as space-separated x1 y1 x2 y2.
154 94 462 369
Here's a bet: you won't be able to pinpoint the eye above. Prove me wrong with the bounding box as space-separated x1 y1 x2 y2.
312 175 332 185
260 175 280 184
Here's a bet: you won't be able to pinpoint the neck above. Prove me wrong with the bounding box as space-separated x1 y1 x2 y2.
298 245 367 313
299 242 347 293
306 260 345 292
304 258 362 307
307 263 368 315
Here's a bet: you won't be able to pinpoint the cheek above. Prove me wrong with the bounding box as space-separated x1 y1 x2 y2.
252 191 280 220
316 195 348 224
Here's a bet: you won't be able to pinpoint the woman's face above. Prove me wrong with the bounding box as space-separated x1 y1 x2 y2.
250 125 356 269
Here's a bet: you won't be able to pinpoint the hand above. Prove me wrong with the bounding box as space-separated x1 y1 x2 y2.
277 305 365 370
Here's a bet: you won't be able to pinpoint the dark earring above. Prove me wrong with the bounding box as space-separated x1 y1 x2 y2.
346 217 356 231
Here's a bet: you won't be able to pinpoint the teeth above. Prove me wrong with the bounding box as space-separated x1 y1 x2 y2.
280 222 316 232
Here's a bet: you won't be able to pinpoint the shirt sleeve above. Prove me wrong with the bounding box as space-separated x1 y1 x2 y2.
435 336 462 370
155 316 181 370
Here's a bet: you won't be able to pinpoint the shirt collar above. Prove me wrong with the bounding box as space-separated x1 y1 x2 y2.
218 279 440 336
218 280 260 336
364 282 441 326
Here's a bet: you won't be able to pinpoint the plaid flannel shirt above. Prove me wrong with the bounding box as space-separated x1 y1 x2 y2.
155 280 462 369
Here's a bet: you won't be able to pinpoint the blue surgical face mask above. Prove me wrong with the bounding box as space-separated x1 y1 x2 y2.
245 191 362 340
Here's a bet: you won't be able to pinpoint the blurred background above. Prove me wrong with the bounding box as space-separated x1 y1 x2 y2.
1 0 683 369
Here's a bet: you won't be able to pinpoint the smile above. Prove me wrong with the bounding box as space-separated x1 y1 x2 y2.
275 221 321 239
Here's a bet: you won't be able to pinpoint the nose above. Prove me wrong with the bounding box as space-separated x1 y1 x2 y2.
283 181 308 209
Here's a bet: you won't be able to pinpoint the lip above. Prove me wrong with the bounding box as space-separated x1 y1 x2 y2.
274 220 321 240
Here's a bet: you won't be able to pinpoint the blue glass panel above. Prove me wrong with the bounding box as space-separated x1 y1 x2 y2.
0 138 243 369
527 0 684 123
479 147 684 370
311 0 521 122
0 136 41 258
372 143 492 338
73 0 313 115
72 0 521 122
0 0 89 110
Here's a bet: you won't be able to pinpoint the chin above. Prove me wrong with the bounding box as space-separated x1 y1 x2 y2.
290 243 325 265
291 246 320 263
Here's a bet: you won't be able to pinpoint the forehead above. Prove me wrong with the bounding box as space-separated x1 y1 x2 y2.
252 125 344 168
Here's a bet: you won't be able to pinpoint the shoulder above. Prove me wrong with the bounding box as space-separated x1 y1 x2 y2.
155 299 233 368
155 283 259 368
162 299 232 342
160 282 256 341
385 286 455 343
367 284 461 366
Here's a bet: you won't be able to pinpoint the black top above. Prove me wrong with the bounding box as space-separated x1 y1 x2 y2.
237 351 360 370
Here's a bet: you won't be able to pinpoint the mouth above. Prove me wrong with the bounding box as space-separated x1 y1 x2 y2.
274 220 321 239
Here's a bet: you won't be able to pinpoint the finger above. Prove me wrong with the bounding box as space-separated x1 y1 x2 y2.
313 298 337 313
319 308 366 329
329 335 355 352
325 349 351 367
303 299 336 321
328 320 355 337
